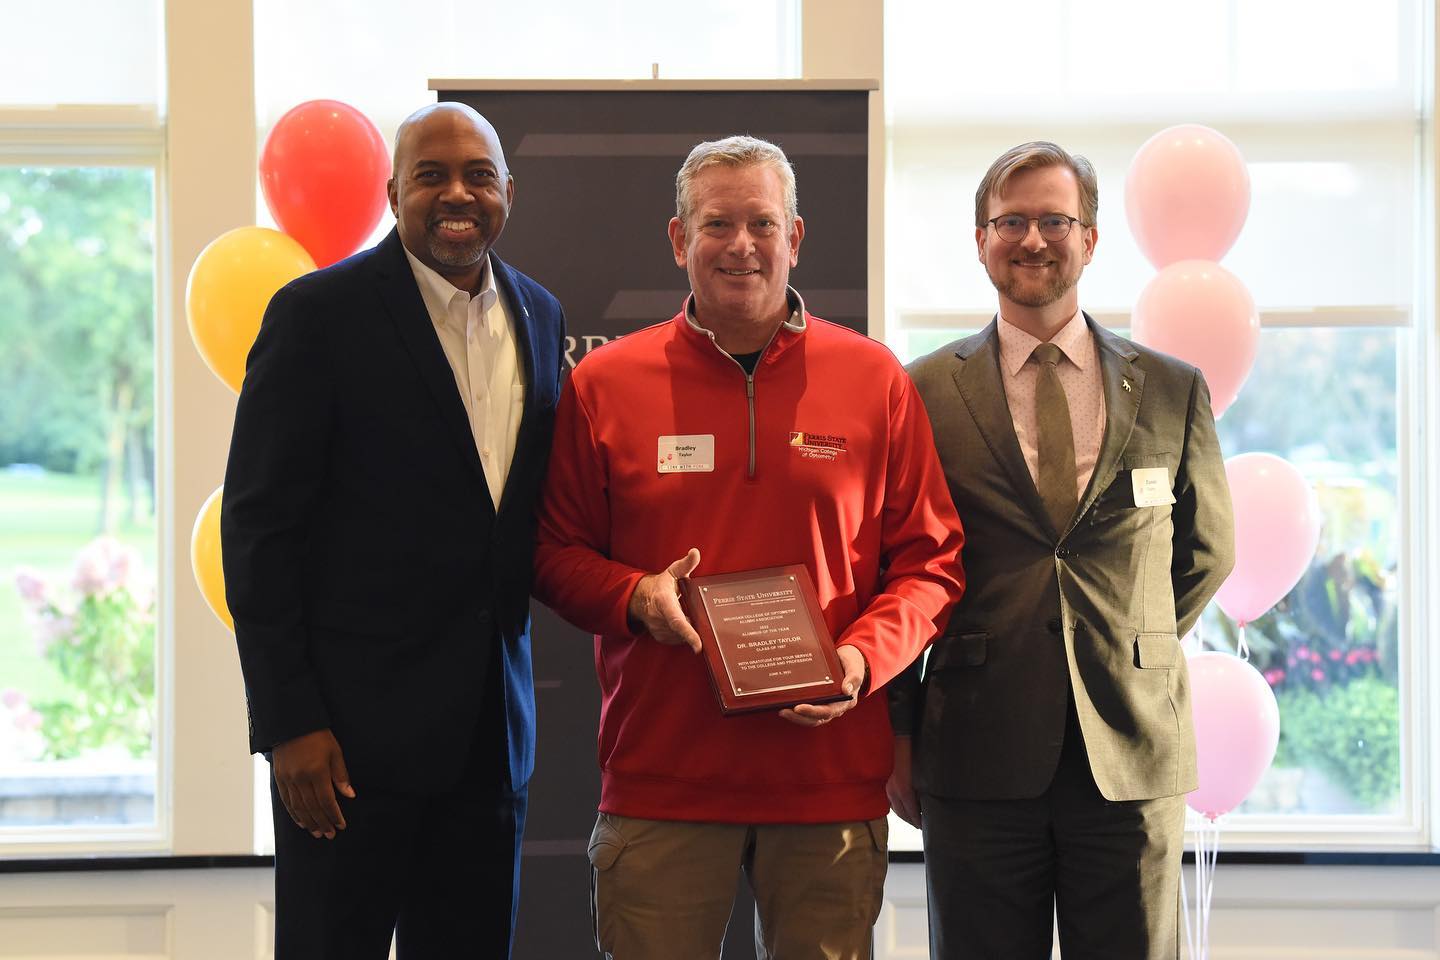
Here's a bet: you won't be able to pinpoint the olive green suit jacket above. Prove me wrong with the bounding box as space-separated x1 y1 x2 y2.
890 316 1235 802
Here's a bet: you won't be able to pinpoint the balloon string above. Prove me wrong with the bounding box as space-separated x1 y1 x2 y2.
1211 822 1221 956
1182 818 1222 960
1236 622 1250 661
1201 824 1209 960
1200 824 1209 960
1202 819 1220 959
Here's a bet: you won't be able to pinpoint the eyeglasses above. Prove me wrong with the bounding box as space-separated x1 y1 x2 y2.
986 214 1085 244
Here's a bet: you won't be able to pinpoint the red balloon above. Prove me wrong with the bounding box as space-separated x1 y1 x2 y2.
260 100 390 268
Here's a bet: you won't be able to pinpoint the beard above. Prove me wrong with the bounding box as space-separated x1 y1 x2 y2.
426 220 490 268
986 258 1081 308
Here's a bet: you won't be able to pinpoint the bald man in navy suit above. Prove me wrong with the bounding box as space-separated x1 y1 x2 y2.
223 103 565 959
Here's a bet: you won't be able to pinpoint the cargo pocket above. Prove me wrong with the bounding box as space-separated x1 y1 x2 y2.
587 813 626 952
862 816 890 926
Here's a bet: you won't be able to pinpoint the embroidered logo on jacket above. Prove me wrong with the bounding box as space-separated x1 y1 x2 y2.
789 431 847 462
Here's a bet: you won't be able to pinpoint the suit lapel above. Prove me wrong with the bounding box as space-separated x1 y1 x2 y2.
1077 316 1145 519
367 231 491 494
491 255 540 516
952 320 1054 535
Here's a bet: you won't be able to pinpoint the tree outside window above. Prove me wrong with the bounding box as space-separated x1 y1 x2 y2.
0 166 158 829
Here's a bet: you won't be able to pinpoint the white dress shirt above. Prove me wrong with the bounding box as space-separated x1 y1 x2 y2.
403 248 525 508
996 308 1107 501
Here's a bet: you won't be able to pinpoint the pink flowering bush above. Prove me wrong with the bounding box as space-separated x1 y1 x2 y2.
1223 551 1394 696
0 688 45 762
12 537 155 760
1217 550 1400 809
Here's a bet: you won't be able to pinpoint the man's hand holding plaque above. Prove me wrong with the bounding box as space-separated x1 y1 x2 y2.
779 644 865 728
629 555 865 722
675 564 854 718
627 547 703 653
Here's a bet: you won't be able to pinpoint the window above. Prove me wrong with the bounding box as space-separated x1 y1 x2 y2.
1201 326 1402 821
886 0 1428 845
0 1 165 849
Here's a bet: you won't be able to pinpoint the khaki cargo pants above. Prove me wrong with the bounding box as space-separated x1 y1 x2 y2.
587 813 888 960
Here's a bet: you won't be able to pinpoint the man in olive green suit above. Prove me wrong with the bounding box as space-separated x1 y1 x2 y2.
887 142 1235 959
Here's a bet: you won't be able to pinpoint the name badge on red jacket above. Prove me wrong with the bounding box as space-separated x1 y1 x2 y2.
658 435 715 473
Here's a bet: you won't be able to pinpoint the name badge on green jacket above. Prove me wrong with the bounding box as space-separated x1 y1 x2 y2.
1131 466 1176 507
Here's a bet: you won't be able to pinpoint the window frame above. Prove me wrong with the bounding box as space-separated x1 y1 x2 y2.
0 109 171 855
883 2 1438 848
0 0 260 859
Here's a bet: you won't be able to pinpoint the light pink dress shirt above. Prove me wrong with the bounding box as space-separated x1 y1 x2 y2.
996 309 1107 502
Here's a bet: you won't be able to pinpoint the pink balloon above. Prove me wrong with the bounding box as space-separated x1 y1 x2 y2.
1130 259 1259 417
1214 453 1322 625
1125 124 1251 268
1186 651 1280 820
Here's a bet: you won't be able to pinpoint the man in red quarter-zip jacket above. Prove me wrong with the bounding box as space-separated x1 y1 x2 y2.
533 135 966 959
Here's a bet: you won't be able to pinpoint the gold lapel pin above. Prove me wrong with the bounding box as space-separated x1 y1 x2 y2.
1122 378 1132 392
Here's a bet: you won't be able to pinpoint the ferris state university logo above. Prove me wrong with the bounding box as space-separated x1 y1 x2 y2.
788 430 848 462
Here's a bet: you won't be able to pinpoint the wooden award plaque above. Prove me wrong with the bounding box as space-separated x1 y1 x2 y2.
679 564 849 716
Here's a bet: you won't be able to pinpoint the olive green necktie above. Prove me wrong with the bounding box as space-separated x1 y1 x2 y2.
1032 342 1077 535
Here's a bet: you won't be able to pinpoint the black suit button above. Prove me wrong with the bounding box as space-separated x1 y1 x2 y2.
1047 618 1062 634
1056 547 1075 559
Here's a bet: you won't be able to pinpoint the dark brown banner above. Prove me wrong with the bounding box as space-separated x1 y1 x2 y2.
438 83 870 959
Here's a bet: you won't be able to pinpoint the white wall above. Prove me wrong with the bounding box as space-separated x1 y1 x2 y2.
880 862 1440 959
2 863 1438 959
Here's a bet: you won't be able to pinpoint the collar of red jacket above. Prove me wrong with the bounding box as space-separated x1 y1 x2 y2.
673 286 810 367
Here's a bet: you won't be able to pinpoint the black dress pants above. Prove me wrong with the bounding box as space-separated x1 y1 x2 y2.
271 671 526 959
920 701 1186 960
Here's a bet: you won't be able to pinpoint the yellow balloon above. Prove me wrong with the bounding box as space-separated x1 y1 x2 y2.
185 227 315 393
191 484 234 632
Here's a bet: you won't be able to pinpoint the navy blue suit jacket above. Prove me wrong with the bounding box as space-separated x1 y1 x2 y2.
222 229 565 794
